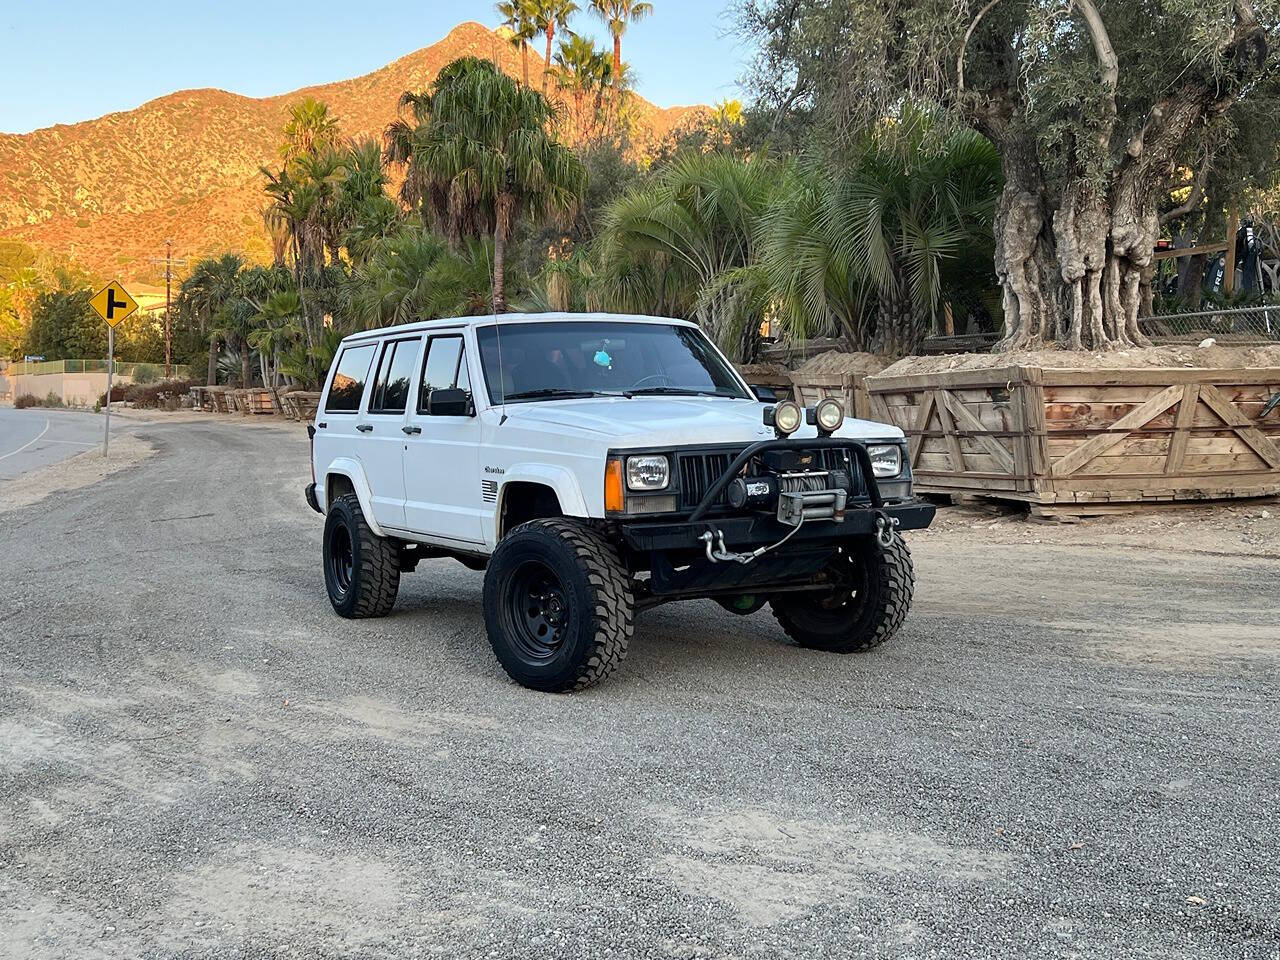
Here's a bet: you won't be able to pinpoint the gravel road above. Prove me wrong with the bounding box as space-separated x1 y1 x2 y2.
2 415 1277 959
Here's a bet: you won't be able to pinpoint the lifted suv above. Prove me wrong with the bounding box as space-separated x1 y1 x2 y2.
307 313 934 692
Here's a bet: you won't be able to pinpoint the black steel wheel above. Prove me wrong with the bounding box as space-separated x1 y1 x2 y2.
322 493 400 618
504 560 572 663
769 535 913 652
483 519 633 692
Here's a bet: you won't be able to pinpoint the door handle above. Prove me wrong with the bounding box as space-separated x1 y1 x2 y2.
356 424 373 433
402 425 422 435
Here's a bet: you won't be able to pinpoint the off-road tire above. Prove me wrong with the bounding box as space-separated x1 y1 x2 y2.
770 535 913 653
323 494 400 618
483 518 633 692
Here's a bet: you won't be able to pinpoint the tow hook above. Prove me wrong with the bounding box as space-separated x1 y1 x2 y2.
700 529 757 564
875 512 900 548
700 519 806 565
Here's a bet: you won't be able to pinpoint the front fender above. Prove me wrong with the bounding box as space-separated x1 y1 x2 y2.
322 457 386 538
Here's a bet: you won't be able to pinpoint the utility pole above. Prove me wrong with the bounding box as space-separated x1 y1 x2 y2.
150 240 187 378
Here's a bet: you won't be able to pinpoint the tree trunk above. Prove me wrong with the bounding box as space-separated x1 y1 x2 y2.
992 84 1218 351
240 337 252 388
613 36 621 77
206 335 219 386
493 193 514 314
521 44 529 87
876 269 923 356
543 26 554 94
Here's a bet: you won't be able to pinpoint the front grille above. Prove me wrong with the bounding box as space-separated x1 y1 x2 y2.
675 444 866 512
677 450 738 511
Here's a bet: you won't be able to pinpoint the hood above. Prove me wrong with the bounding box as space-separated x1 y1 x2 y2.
499 396 903 446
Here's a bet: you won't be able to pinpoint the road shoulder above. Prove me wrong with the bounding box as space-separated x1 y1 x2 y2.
0 433 153 515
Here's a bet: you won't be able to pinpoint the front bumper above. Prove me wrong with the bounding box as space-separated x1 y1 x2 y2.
619 499 935 553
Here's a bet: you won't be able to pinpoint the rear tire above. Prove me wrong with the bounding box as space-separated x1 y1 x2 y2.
483 519 633 692
323 494 400 618
770 535 913 652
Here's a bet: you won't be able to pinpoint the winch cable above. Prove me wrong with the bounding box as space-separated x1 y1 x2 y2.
700 514 806 565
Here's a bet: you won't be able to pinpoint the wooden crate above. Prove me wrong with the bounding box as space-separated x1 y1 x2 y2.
242 388 275 414
865 365 1280 506
790 372 873 420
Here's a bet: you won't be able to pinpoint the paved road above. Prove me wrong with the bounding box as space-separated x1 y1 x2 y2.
0 408 133 480
1 418 1277 958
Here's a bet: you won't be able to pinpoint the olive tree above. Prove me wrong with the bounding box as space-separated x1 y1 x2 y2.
737 0 1277 349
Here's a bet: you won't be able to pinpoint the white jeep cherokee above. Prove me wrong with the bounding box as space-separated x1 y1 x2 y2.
306 312 934 692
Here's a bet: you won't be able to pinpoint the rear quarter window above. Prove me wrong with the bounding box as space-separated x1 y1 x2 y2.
325 343 377 413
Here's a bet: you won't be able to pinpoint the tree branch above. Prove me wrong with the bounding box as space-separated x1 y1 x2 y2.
957 0 1003 93
1159 152 1212 225
1071 0 1119 148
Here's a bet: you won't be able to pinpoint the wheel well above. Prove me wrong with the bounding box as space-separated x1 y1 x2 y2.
326 473 355 510
500 482 563 538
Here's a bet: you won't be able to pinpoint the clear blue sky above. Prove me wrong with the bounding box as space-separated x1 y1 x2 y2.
3 1 746 134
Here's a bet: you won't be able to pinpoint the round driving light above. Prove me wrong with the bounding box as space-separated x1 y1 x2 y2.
772 400 803 436
815 398 845 433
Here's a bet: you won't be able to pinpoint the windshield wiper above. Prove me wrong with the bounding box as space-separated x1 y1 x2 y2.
503 388 610 402
622 386 734 398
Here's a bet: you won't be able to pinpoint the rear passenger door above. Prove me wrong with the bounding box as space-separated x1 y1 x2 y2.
359 335 423 529
315 340 377 503
401 333 484 545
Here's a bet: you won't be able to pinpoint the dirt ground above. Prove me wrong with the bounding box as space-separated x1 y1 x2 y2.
1 411 1277 958
918 495 1280 558
879 344 1280 376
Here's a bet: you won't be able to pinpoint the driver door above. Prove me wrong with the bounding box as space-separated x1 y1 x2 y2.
401 333 484 546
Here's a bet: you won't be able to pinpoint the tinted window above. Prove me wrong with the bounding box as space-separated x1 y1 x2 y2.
475 321 749 403
417 336 468 413
324 344 376 413
370 338 420 413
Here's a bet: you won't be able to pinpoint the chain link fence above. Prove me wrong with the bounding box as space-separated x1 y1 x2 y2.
8 360 192 381
1140 304 1280 343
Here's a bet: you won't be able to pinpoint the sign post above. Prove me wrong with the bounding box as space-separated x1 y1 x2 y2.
89 281 139 457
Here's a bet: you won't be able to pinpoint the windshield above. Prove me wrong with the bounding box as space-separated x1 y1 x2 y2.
476 321 751 403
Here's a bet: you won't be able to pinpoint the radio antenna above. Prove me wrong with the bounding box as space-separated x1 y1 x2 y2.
488 237 508 425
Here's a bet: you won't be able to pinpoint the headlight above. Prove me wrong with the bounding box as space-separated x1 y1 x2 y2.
626 455 670 491
814 398 845 433
867 444 903 478
771 400 803 436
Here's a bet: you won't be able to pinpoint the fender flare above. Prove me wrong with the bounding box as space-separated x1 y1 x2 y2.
495 463 591 543
322 457 386 538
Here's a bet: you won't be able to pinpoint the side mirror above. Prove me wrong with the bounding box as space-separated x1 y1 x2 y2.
752 384 778 402
428 388 474 417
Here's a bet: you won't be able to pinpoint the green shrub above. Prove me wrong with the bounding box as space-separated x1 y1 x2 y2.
121 378 197 409
97 384 128 406
43 391 65 408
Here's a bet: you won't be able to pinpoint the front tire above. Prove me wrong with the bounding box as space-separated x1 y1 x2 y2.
483 519 633 692
770 535 914 652
323 494 400 618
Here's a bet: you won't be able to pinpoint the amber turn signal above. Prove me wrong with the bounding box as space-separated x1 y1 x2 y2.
604 458 625 513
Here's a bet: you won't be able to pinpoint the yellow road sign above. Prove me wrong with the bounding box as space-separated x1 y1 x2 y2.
90 281 139 327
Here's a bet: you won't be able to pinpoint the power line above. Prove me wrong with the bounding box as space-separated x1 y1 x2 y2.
149 239 187 378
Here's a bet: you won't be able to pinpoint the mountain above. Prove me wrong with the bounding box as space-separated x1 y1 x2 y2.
0 22 706 284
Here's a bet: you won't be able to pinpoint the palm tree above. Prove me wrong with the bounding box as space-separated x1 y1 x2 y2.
248 290 303 389
350 227 507 328
496 0 539 86
179 253 245 385
394 57 585 312
280 98 341 167
553 34 612 141
589 0 652 77
530 0 578 93
810 112 1001 354
594 151 781 359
